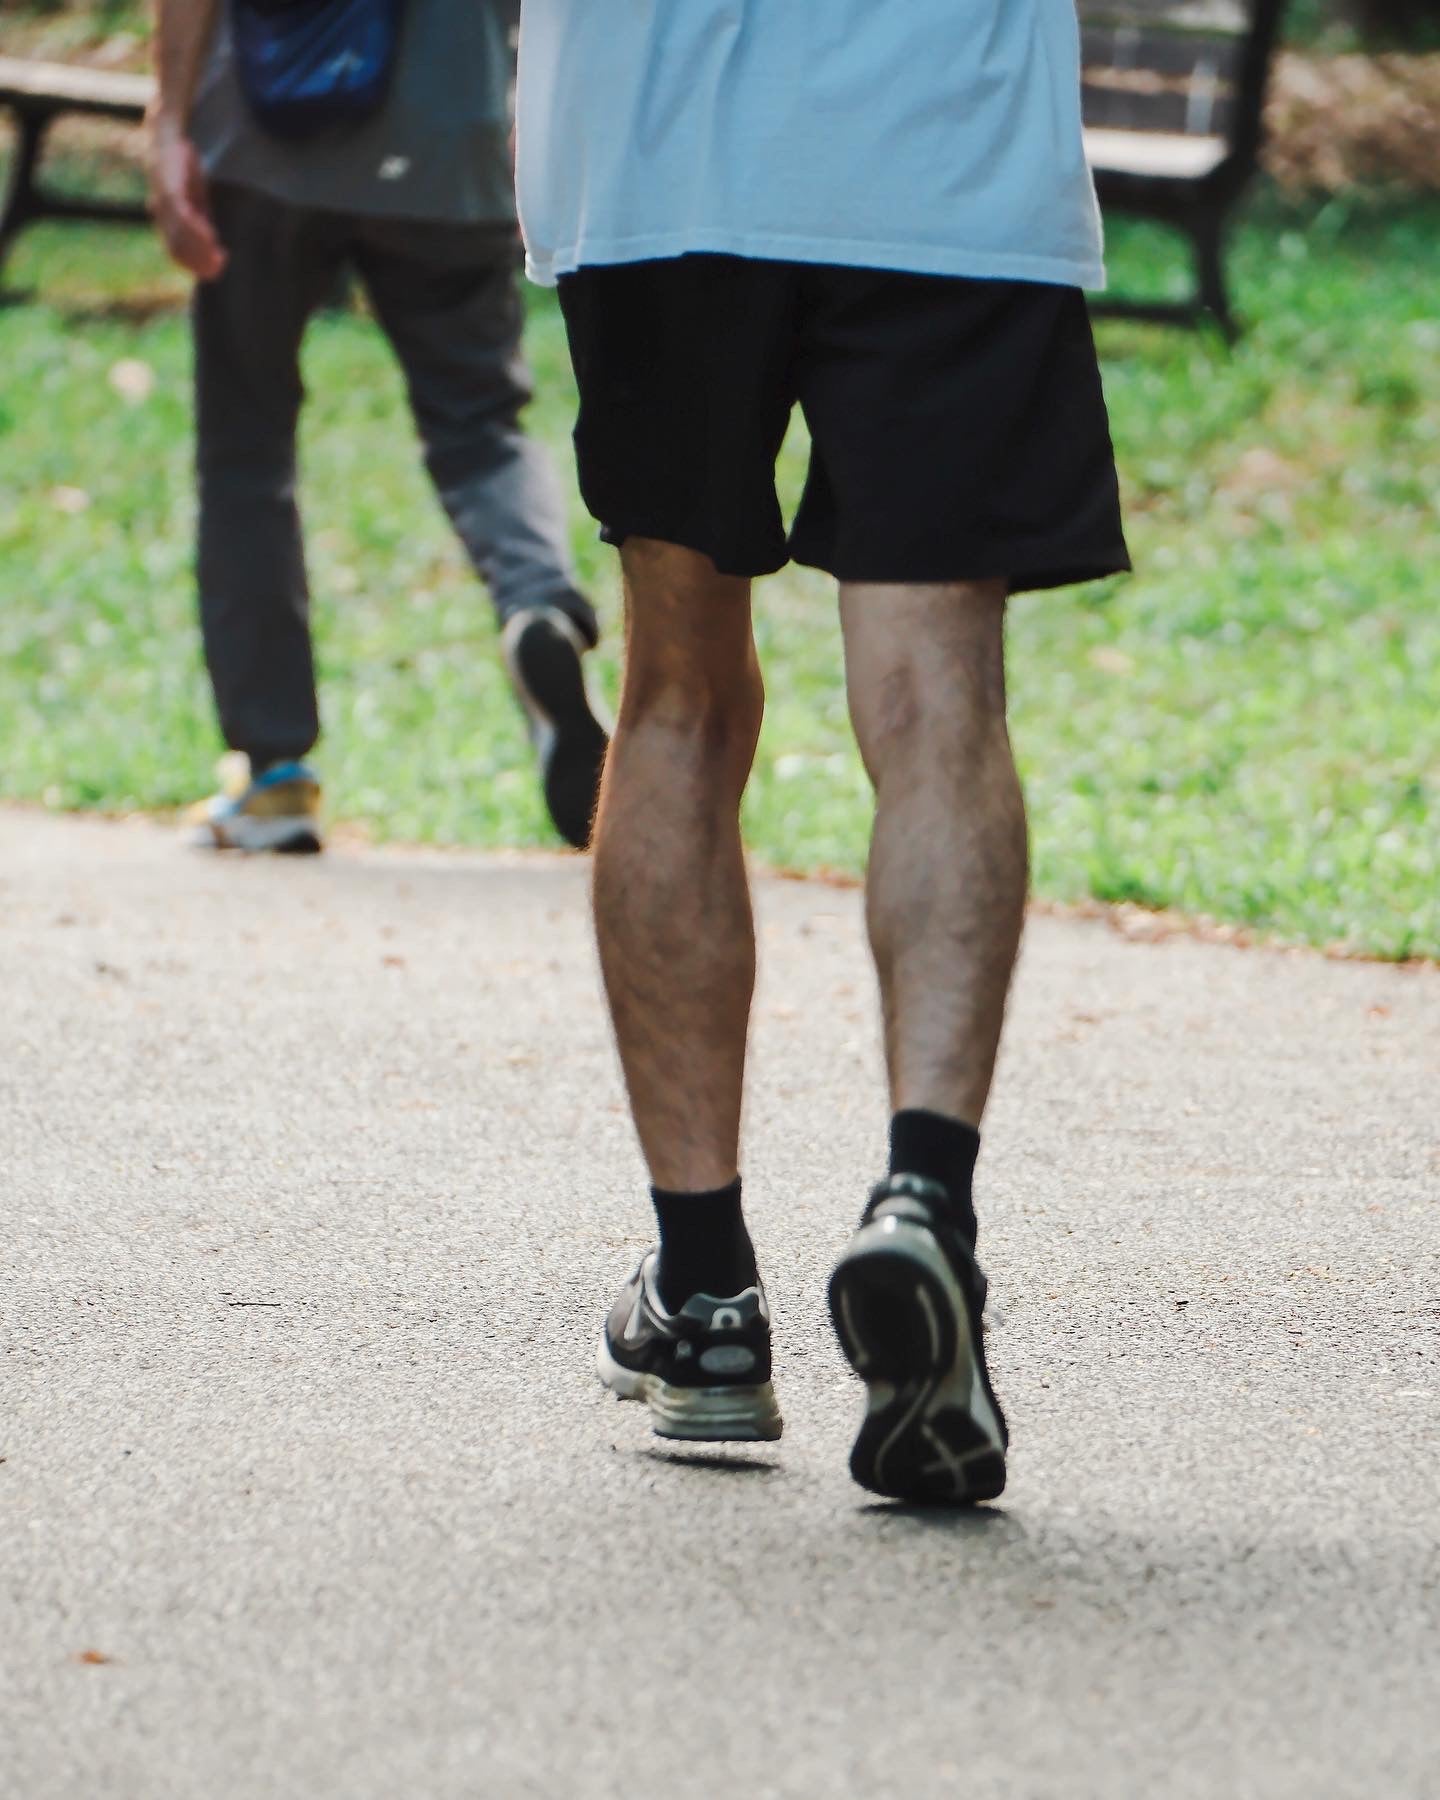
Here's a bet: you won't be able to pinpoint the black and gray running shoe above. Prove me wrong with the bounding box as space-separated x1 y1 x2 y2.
501 606 609 850
598 1253 783 1442
829 1175 1008 1504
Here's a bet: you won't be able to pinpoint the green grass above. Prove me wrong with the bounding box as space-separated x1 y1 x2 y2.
1 193 1437 957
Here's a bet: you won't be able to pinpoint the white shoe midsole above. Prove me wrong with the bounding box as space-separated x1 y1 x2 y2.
192 812 321 853
596 1336 782 1441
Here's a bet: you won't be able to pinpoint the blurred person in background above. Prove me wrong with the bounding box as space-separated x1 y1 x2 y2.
147 0 606 853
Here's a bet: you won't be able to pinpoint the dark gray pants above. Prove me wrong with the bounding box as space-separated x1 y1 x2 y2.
194 182 596 768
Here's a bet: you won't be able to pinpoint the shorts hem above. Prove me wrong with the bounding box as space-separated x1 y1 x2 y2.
791 543 1134 593
597 521 1132 590
598 520 788 580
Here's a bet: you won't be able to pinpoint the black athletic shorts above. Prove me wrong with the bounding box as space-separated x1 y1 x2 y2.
556 254 1130 591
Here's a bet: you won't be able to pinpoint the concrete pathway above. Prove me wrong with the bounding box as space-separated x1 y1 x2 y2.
3 809 1437 1799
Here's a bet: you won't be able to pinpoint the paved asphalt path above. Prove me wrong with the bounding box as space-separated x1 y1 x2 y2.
3 809 1438 1799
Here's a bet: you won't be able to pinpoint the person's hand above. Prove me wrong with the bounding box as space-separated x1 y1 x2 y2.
147 114 228 281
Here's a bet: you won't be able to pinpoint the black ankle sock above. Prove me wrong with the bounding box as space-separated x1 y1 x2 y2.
889 1110 981 1246
651 1177 757 1312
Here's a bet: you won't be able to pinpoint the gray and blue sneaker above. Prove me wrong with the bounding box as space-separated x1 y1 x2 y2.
597 1253 783 1442
829 1175 1008 1504
188 758 323 854
501 606 609 851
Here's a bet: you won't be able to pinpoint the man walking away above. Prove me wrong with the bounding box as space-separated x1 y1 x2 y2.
516 0 1129 1499
149 0 607 852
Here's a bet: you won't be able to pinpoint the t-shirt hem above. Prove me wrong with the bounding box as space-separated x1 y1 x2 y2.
525 228 1106 293
204 160 518 226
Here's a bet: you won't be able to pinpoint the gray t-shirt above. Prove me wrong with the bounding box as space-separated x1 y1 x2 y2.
192 0 518 223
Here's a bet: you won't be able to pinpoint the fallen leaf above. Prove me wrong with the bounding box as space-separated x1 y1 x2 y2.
74 1649 114 1665
1220 446 1305 498
1088 646 1135 676
109 358 155 403
50 486 91 514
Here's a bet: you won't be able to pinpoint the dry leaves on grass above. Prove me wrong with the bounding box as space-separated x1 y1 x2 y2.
1266 52 1440 190
1218 447 1309 501
108 358 155 404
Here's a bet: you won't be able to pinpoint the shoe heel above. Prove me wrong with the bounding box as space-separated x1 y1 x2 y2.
829 1228 958 1384
512 615 589 717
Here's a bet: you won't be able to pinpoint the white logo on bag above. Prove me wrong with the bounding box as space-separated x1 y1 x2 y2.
710 1306 744 1331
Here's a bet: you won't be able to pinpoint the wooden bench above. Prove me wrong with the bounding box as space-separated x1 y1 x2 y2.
1081 0 1289 338
0 57 155 279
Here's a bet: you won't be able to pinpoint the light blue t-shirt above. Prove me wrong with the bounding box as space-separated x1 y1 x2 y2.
516 0 1105 290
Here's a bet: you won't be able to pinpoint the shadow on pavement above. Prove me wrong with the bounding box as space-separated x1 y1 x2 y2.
641 1447 782 1477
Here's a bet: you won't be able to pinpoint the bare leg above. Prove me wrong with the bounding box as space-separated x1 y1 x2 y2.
841 580 1028 1127
592 541 764 1192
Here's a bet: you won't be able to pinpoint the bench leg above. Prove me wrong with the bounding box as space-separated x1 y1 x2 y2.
0 108 51 280
1192 207 1239 343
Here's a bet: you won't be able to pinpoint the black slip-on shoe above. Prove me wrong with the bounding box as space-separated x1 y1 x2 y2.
598 1253 783 1442
501 607 609 850
829 1174 1008 1504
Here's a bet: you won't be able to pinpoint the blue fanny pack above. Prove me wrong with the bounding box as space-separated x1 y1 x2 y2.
231 0 409 140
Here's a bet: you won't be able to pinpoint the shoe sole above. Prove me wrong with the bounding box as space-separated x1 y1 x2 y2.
506 616 608 851
191 816 323 854
596 1335 783 1443
829 1219 1006 1504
